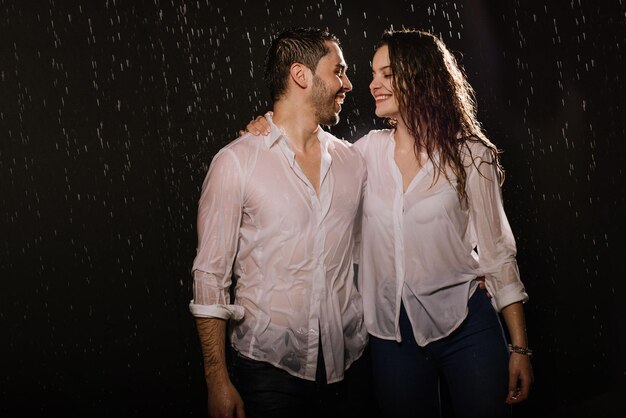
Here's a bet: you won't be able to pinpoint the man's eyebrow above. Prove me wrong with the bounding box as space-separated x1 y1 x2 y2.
336 62 347 71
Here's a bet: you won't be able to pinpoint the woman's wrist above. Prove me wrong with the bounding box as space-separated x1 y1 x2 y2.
508 344 533 357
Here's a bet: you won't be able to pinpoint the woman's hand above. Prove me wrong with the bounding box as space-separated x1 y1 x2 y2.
505 352 534 404
239 112 273 136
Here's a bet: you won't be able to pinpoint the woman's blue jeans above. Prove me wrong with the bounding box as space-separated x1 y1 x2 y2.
369 289 512 418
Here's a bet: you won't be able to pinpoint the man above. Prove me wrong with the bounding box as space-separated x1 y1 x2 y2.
189 28 371 418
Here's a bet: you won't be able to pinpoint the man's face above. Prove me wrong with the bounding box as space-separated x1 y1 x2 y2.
309 42 353 126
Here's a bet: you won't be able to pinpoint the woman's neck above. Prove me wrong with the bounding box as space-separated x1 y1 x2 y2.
393 118 421 154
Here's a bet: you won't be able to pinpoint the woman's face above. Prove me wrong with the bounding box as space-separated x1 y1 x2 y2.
369 45 401 120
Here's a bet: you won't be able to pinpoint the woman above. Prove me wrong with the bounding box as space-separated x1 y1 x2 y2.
246 29 533 418
357 29 532 418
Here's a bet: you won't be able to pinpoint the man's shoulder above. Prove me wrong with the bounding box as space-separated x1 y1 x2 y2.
326 133 353 149
319 129 349 148
223 132 264 152
325 133 364 160
322 128 390 149
205 134 267 177
212 133 263 160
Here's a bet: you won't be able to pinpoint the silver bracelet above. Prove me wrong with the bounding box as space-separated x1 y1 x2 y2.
508 344 533 357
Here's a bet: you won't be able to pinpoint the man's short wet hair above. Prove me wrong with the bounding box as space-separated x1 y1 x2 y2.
264 27 340 102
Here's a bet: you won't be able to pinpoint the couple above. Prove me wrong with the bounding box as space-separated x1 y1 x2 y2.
189 27 533 418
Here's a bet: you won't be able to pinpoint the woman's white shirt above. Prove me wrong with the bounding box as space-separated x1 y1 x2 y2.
354 129 528 346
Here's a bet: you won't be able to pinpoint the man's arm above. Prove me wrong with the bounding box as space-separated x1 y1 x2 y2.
196 318 245 418
191 149 247 417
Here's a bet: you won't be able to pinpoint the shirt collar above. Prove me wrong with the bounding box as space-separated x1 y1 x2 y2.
263 114 285 148
263 114 333 152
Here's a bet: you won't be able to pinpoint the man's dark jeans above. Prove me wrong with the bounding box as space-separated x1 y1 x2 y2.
230 345 379 418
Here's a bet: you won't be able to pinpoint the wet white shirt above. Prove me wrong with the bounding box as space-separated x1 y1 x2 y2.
354 129 528 346
189 118 368 383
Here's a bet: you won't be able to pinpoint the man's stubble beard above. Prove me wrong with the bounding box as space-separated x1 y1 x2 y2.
311 75 341 126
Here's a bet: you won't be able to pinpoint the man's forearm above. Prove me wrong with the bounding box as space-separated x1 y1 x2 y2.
196 317 229 382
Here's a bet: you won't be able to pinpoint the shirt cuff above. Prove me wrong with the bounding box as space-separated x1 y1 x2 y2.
490 282 529 312
189 301 245 320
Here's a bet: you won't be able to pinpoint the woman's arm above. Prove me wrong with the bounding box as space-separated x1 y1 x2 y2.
501 302 534 404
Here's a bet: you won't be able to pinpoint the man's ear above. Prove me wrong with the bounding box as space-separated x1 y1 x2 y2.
289 63 310 89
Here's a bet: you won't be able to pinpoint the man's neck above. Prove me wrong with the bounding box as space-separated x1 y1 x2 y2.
272 100 320 153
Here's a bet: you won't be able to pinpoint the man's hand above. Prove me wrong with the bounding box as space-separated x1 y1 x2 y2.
207 374 246 418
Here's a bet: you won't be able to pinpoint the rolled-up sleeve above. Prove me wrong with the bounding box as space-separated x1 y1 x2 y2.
189 149 245 320
468 146 528 311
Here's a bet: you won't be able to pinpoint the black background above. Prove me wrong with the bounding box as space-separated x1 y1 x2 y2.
1 0 624 417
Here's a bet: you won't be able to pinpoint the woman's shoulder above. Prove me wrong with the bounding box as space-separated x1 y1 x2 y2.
357 128 394 141
460 136 498 163
354 128 394 152
458 136 503 183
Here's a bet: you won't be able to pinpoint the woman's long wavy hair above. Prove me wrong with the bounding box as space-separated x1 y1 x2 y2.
379 29 504 205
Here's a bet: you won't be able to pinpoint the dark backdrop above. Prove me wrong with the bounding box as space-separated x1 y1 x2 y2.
1 0 624 417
